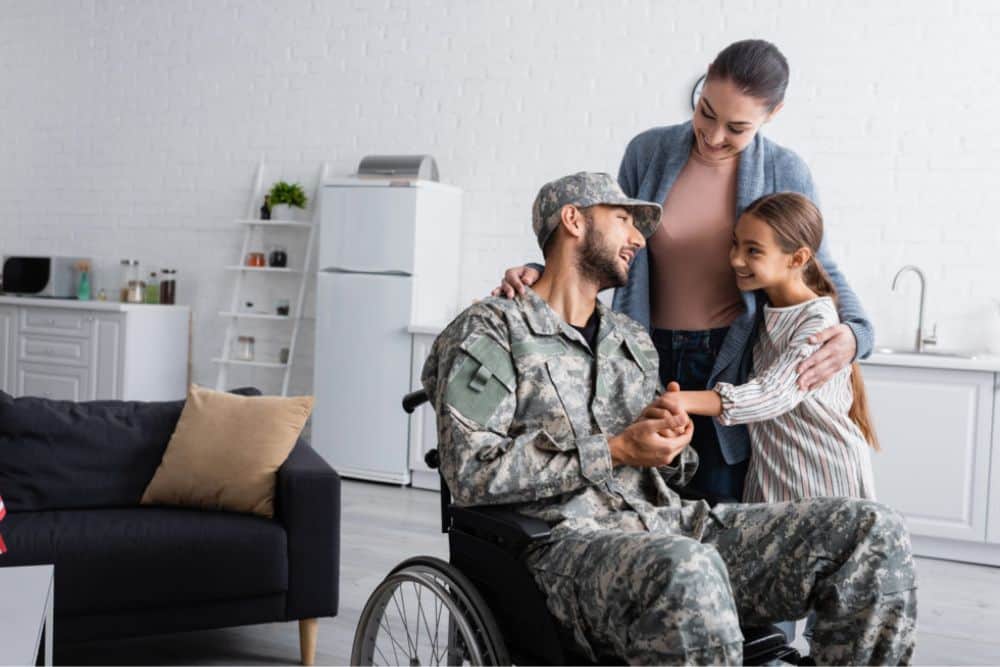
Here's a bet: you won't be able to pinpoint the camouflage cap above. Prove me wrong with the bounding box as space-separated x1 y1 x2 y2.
531 172 662 250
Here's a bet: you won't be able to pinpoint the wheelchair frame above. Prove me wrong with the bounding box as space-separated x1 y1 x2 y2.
350 389 801 665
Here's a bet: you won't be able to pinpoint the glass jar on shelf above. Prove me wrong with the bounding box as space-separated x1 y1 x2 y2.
245 252 266 267
236 336 255 361
119 259 140 302
126 280 145 304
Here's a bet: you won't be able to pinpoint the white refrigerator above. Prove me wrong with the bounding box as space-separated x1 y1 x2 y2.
313 179 461 484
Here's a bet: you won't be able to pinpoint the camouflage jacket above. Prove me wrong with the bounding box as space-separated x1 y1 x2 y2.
422 289 713 537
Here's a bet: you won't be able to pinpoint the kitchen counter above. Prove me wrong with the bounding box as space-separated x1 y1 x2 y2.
0 296 189 312
862 350 1000 373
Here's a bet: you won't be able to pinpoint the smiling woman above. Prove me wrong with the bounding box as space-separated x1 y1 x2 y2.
493 39 874 503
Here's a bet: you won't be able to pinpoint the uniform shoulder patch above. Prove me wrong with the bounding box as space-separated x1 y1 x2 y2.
443 334 515 426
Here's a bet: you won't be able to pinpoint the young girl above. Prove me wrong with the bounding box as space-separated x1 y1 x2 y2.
663 192 877 503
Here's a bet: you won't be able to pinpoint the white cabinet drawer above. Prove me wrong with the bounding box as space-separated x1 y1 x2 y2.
17 334 91 367
19 309 94 338
16 363 90 401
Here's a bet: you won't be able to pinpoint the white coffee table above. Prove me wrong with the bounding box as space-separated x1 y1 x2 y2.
0 564 54 666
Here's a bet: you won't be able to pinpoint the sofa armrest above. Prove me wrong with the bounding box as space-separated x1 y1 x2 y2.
275 438 341 620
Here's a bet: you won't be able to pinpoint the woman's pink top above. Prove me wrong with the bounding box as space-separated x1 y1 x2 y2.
647 148 744 331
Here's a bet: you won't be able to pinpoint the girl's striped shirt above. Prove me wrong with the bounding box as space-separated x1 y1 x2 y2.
713 296 876 503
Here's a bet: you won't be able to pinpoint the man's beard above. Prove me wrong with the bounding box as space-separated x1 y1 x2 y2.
577 224 629 290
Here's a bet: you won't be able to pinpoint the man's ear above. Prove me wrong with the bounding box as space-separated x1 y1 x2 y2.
559 205 587 241
789 247 812 269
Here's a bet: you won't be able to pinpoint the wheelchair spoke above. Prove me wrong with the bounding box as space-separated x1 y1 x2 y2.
416 583 438 663
413 581 427 661
378 617 408 664
373 642 391 667
427 592 445 665
391 586 419 658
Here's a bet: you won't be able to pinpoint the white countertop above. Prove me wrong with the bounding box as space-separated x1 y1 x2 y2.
862 350 1000 373
0 296 189 312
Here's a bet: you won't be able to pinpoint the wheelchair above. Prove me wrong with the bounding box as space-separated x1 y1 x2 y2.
351 389 802 666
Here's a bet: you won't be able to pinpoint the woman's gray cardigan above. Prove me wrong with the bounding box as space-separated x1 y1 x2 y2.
612 121 873 465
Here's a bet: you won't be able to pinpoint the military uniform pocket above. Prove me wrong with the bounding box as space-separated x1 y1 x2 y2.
444 334 515 426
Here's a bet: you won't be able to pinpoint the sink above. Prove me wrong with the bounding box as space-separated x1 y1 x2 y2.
875 347 979 360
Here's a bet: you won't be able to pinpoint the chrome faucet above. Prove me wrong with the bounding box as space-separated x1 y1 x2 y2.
891 265 937 352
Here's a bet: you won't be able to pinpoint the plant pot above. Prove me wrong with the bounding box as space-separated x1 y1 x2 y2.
271 204 298 221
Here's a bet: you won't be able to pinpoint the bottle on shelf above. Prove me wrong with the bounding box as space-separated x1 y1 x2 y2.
75 260 91 301
145 272 160 304
159 269 177 305
260 195 271 220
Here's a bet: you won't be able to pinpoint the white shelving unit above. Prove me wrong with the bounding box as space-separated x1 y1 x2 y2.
213 162 328 396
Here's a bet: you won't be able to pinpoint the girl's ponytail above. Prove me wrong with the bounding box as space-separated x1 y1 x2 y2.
804 258 880 450
746 192 881 451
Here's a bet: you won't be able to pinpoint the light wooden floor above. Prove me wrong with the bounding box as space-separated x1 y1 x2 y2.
58 480 1000 665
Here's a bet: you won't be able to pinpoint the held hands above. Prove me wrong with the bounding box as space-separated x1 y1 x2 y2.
490 265 541 299
608 382 693 468
797 323 857 391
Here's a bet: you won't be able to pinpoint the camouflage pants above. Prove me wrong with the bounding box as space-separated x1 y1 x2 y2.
523 498 918 665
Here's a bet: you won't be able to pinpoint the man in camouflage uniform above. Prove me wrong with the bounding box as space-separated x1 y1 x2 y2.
422 172 917 665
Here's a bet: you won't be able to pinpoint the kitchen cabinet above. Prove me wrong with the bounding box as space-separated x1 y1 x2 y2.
0 298 190 402
989 378 1000 545
862 352 1000 565
863 364 992 542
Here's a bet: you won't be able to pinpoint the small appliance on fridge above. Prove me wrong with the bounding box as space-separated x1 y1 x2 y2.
313 171 461 484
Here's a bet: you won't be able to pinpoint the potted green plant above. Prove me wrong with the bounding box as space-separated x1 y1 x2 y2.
268 181 309 220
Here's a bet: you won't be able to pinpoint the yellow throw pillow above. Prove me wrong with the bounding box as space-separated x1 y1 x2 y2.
141 385 314 518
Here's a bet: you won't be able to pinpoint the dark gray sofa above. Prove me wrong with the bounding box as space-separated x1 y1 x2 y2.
0 387 340 664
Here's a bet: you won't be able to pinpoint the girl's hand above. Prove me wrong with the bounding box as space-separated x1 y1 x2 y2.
643 382 690 436
797 323 857 391
490 265 540 299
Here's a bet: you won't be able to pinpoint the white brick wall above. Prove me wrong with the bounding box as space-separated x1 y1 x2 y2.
1 0 998 394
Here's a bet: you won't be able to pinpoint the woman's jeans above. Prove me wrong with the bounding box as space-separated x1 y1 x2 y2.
652 327 748 502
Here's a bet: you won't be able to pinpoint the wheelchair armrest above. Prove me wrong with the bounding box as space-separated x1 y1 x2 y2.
450 504 552 553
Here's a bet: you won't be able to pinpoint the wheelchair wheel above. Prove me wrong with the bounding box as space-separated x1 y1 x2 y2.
352 556 510 666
